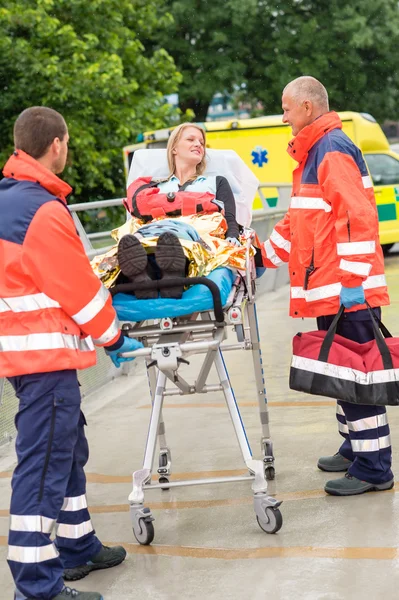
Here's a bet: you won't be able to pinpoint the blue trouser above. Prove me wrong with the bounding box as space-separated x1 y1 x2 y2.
317 308 393 485
7 370 102 600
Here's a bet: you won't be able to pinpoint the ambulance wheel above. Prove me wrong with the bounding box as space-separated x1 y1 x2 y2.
133 518 154 545
257 508 282 534
382 243 394 256
159 476 170 491
265 466 275 481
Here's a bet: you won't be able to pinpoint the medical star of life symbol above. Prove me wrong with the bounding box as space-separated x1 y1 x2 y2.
251 146 268 167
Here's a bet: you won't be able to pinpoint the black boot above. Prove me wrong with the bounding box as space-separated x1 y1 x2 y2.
155 232 186 299
117 234 157 299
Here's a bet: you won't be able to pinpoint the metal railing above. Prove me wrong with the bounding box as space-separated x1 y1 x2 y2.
0 184 290 447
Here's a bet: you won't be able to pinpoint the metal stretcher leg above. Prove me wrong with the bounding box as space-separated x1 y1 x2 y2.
214 350 282 533
128 369 168 544
246 301 275 480
147 362 171 487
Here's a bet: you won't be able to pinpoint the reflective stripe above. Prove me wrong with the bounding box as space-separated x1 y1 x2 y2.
291 355 399 385
290 197 332 212
338 421 349 435
363 274 387 290
72 285 109 326
336 404 345 416
0 293 60 314
337 241 376 256
56 520 93 540
93 317 120 345
362 175 373 189
10 515 55 534
0 333 94 353
351 435 391 453
62 495 88 511
8 543 59 563
339 259 372 277
291 274 387 303
264 240 283 267
347 413 388 432
270 228 291 253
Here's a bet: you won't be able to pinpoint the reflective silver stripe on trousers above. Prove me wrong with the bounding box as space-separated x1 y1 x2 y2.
56 520 93 540
8 543 59 563
62 495 88 511
290 197 332 212
93 317 120 345
264 240 283 267
290 274 387 302
339 259 372 277
336 404 345 416
351 435 391 453
338 421 349 435
337 241 376 256
0 333 94 353
72 285 110 326
0 293 60 313
10 515 55 534
270 228 291 253
347 413 388 432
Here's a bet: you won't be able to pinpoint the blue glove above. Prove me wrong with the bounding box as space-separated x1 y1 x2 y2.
340 285 365 309
106 336 144 368
226 236 241 247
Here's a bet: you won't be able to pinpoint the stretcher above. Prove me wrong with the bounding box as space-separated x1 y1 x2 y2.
111 149 282 544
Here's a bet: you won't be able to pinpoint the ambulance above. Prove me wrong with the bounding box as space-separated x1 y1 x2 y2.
123 112 399 252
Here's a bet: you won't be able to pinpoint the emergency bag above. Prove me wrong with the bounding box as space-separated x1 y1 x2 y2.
124 177 219 222
289 304 399 406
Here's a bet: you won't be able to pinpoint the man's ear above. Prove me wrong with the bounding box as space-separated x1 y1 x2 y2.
303 100 313 115
51 137 61 157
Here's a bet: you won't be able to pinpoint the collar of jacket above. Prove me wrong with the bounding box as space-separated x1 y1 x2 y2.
2 149 72 203
287 111 342 164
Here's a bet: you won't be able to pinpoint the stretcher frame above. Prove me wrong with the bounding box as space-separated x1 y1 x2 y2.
114 237 283 544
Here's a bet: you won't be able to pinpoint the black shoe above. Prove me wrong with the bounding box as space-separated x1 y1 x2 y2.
52 586 103 599
155 232 186 299
117 234 157 299
64 544 127 582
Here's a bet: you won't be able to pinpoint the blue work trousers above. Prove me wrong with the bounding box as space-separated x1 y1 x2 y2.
317 308 393 484
7 370 101 600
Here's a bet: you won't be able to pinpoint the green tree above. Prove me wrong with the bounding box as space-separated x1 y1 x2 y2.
0 0 181 203
154 0 399 122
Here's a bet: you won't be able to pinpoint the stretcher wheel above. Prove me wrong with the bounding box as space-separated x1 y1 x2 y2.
256 508 282 534
265 466 275 481
159 476 170 490
133 517 155 545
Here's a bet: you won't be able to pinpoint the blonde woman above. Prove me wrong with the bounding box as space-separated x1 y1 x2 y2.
117 123 240 299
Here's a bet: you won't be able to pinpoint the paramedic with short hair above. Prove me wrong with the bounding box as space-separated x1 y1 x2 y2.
261 76 392 496
0 107 142 600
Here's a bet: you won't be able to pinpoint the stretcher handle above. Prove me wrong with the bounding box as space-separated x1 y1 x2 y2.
111 276 225 323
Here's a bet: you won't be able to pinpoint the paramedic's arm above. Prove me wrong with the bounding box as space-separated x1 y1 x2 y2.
260 209 291 268
21 200 123 349
318 151 378 287
216 176 240 239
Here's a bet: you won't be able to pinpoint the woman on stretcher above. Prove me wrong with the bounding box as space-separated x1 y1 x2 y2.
117 123 241 300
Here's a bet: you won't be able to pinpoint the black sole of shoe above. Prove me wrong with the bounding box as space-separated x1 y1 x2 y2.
325 480 394 496
64 553 127 581
317 463 351 472
117 235 157 299
155 232 186 299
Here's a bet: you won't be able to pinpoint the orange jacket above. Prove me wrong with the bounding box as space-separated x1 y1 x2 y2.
0 150 122 377
261 112 389 318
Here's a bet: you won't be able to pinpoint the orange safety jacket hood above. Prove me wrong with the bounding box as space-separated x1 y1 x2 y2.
261 112 389 318
0 150 122 377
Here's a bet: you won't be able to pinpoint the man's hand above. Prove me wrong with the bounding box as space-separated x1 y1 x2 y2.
106 336 144 368
340 285 365 309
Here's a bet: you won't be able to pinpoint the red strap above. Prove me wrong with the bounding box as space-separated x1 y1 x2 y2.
181 194 198 216
151 206 166 218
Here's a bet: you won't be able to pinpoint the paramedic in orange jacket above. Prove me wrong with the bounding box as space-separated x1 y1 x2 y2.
0 107 142 600
262 77 393 496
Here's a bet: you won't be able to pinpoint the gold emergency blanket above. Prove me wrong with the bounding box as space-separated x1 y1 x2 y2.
91 213 252 289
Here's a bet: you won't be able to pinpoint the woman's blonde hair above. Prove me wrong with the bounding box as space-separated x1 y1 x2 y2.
166 123 207 178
